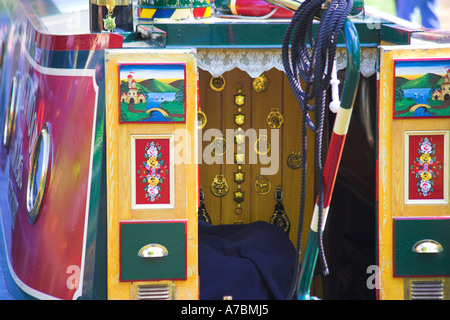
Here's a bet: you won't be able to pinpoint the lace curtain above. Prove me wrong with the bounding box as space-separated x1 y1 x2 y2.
197 47 377 78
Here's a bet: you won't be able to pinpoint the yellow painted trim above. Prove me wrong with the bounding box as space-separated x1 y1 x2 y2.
230 0 238 15
310 205 329 233
140 8 156 19
332 107 353 135
378 46 402 300
204 6 211 17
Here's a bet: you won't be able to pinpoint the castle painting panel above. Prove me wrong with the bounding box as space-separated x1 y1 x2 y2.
118 63 186 123
394 58 450 118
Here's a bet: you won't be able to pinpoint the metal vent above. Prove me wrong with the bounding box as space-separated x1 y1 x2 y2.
136 283 175 300
409 280 444 300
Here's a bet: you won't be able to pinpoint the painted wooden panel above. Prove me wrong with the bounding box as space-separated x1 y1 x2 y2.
105 49 198 300
394 217 450 277
119 63 187 123
198 68 316 251
378 45 450 300
394 58 450 119
120 221 187 281
405 131 448 204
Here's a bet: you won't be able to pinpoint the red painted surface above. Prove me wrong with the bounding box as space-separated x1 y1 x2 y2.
34 32 123 52
232 0 293 18
408 134 444 201
9 66 97 300
0 0 125 300
322 133 346 208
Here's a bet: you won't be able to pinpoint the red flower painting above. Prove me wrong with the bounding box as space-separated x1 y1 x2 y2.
135 138 171 205
409 135 444 200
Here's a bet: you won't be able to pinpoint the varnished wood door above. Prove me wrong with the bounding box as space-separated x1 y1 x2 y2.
198 68 316 248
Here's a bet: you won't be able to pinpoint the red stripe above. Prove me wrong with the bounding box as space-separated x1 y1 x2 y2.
321 132 346 208
34 31 123 52
193 7 207 18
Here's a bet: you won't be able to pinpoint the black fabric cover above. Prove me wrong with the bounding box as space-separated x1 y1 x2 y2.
198 220 297 300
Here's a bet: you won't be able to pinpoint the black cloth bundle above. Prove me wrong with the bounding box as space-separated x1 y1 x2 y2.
198 220 297 300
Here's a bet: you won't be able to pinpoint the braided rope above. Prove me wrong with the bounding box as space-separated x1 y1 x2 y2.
282 0 353 300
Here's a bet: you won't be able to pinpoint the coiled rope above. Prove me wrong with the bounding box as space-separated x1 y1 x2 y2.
282 0 353 299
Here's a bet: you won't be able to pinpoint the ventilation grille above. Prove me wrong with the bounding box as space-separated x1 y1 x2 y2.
409 280 444 300
136 284 175 300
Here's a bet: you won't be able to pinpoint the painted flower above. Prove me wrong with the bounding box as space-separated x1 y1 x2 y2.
147 147 158 158
147 186 159 197
420 139 432 153
147 157 159 167
430 164 440 171
419 180 432 194
420 153 431 163
148 176 160 187
420 171 432 181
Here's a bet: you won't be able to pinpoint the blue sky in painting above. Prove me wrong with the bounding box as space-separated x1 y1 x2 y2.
395 59 450 78
120 63 185 81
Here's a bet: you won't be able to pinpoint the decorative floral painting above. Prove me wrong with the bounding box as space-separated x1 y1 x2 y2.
119 63 186 123
394 58 450 118
132 136 173 208
407 133 446 202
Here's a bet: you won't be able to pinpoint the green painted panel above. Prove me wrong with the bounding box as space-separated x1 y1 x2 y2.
152 19 380 48
120 221 186 281
394 218 450 277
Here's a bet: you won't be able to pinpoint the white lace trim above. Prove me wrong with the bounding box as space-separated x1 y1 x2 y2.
197 47 377 78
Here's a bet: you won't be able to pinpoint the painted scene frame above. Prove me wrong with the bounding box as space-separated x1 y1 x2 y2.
131 134 175 209
404 130 448 205
394 58 450 119
118 63 187 123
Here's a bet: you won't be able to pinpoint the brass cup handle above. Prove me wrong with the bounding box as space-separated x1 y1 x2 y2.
412 239 443 254
138 244 168 258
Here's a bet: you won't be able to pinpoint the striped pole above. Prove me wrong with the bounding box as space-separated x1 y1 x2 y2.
297 18 360 300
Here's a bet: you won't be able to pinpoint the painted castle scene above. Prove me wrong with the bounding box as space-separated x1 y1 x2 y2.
394 58 450 118
119 63 186 123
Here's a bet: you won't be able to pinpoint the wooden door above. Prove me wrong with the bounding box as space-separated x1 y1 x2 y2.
198 67 316 249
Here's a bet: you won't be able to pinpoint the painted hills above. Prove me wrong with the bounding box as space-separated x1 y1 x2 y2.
396 73 444 89
121 78 184 94
138 78 183 93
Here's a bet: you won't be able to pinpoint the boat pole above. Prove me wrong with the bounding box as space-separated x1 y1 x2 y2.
265 0 362 299
297 18 360 299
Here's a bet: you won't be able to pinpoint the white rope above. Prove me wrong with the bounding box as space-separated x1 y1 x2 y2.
329 59 340 113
